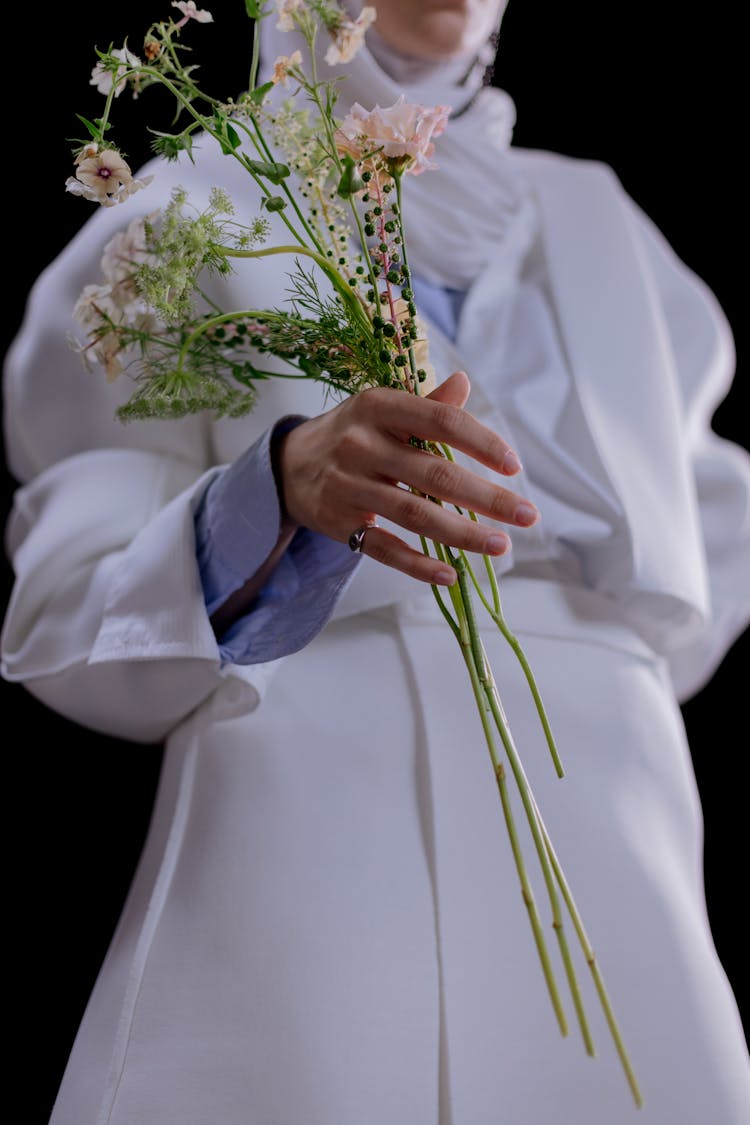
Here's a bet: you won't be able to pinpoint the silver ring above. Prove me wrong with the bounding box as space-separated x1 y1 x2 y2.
348 523 374 553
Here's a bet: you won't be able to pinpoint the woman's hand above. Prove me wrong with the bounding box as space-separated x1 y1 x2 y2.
275 370 539 586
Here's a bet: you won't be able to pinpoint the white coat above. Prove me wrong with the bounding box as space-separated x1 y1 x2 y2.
2 135 750 1123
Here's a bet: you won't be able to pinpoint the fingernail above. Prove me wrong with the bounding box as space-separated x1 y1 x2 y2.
434 568 456 586
486 533 512 554
514 502 539 527
502 450 523 474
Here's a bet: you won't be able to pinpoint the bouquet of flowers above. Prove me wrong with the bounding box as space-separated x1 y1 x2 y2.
66 0 641 1105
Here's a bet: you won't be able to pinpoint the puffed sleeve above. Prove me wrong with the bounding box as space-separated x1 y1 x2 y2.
1 151 285 742
628 198 750 701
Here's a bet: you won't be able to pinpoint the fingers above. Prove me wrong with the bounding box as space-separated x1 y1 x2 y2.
341 381 538 535
353 476 516 554
358 435 535 529
276 371 540 587
356 376 522 479
425 368 470 409
344 462 520 584
350 523 462 587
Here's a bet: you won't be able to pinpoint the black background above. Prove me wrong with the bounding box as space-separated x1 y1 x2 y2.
4 3 747 1118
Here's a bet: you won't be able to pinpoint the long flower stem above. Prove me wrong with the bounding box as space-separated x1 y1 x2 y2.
444 554 569 1037
465 549 564 778
430 540 641 1104
437 442 564 778
453 554 587 1037
533 794 644 1106
223 243 371 328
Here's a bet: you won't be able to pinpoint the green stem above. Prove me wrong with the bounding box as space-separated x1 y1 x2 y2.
532 797 644 1106
247 9 261 91
419 495 639 1097
222 243 372 334
453 554 578 1039
117 65 316 252
345 179 387 314
438 443 564 778
463 548 564 779
394 174 420 393
172 307 363 397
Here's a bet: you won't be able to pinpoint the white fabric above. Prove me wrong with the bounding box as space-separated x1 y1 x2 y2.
2 10 750 1122
43 583 750 1124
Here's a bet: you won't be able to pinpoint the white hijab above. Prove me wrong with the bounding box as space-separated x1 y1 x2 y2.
258 1 535 289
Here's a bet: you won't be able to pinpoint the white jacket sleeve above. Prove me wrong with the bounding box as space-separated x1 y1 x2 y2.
1 159 281 743
629 197 750 701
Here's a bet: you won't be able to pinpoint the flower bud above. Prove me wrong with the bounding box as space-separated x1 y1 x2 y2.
336 156 366 199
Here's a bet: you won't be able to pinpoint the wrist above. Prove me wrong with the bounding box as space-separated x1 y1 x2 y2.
270 414 307 529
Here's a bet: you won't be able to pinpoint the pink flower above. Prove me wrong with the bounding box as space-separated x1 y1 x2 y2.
335 95 451 177
171 1 214 25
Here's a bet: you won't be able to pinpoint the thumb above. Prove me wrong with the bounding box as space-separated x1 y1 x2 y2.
425 369 471 409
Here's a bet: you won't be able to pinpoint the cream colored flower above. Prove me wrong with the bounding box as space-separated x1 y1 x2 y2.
100 213 157 303
74 142 100 165
100 214 152 281
271 50 303 85
71 286 126 380
90 46 141 98
324 6 376 65
72 284 117 332
172 1 213 24
73 282 161 381
66 148 132 200
65 149 153 207
95 333 127 381
275 0 304 32
335 95 451 176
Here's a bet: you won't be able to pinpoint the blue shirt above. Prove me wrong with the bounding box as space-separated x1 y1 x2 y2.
194 276 465 665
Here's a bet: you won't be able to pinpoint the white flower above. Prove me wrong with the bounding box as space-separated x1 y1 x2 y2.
324 5 376 65
271 50 303 86
65 174 153 207
66 148 132 199
90 46 141 98
65 148 154 206
172 1 213 24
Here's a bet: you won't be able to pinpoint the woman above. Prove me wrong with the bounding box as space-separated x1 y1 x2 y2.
2 1 749 1121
